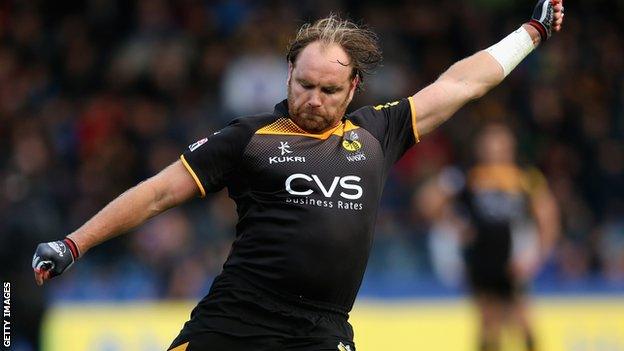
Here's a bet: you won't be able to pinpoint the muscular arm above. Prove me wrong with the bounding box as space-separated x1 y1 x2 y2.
412 0 565 135
67 160 200 255
413 24 542 136
34 159 200 285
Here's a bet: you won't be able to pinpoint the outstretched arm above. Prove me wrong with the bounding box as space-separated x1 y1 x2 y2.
413 0 564 136
33 160 200 285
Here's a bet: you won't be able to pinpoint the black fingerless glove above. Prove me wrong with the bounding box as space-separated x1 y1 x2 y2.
529 0 555 41
32 238 80 278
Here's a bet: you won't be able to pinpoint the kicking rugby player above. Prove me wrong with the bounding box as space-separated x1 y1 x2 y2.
33 1 563 349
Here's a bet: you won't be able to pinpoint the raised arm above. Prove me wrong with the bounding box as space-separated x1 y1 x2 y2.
413 0 564 136
33 160 201 285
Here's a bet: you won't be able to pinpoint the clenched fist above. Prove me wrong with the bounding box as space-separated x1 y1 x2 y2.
32 238 80 286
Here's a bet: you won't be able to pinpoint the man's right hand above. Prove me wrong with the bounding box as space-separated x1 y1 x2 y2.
32 238 80 286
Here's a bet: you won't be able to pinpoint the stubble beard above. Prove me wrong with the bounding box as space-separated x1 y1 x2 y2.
287 84 350 134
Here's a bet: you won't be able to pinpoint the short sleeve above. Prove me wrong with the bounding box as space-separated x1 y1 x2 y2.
181 119 254 197
348 97 420 167
522 167 549 198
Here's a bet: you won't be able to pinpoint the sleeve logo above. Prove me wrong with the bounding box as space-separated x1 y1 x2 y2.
373 100 399 111
188 137 208 152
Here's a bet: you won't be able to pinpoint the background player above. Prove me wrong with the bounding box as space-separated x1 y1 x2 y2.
418 123 560 351
32 1 564 350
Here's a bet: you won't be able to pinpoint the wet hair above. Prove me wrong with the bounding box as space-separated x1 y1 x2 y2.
286 14 383 90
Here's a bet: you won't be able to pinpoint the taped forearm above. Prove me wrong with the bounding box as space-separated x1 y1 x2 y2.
485 26 538 77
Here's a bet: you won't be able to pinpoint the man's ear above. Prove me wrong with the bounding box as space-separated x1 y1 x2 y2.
347 75 360 102
287 62 293 86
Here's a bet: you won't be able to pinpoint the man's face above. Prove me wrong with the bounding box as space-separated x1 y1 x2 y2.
476 125 516 164
287 41 358 133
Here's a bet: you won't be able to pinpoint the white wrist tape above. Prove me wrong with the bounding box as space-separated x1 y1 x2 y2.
485 26 536 77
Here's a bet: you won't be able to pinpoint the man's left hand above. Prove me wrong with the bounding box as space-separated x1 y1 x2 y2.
529 0 565 42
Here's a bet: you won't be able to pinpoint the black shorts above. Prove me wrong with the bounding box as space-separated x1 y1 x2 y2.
168 273 356 351
463 232 521 300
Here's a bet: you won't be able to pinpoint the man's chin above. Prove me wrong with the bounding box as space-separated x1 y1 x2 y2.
299 121 326 134
292 115 329 133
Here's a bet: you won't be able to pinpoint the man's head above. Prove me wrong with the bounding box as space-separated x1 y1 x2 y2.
475 123 517 165
286 15 382 133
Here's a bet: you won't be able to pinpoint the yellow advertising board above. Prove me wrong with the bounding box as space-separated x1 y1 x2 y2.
42 301 190 351
42 297 624 351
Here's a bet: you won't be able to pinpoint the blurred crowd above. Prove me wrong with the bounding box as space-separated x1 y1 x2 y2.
0 0 623 348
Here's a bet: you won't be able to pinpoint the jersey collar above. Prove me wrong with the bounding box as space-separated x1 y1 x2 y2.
273 99 289 117
268 99 354 140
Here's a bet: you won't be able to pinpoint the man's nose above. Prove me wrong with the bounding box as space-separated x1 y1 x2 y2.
307 91 322 107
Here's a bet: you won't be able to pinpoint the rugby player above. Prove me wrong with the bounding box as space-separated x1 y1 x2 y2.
33 1 564 350
464 124 560 351
420 123 560 351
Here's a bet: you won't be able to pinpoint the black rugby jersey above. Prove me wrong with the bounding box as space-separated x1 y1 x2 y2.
181 98 419 311
462 164 546 240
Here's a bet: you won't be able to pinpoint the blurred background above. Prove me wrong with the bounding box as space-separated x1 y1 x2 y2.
0 0 622 350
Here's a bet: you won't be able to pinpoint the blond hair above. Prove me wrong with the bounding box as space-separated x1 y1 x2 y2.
286 15 382 89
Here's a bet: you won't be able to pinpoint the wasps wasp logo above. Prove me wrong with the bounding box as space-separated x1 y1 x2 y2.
342 131 362 152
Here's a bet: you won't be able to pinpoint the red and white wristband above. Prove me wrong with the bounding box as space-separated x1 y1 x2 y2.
63 237 81 260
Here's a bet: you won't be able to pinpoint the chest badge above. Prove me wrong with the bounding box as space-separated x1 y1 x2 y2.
342 131 362 152
278 141 293 155
269 141 306 164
